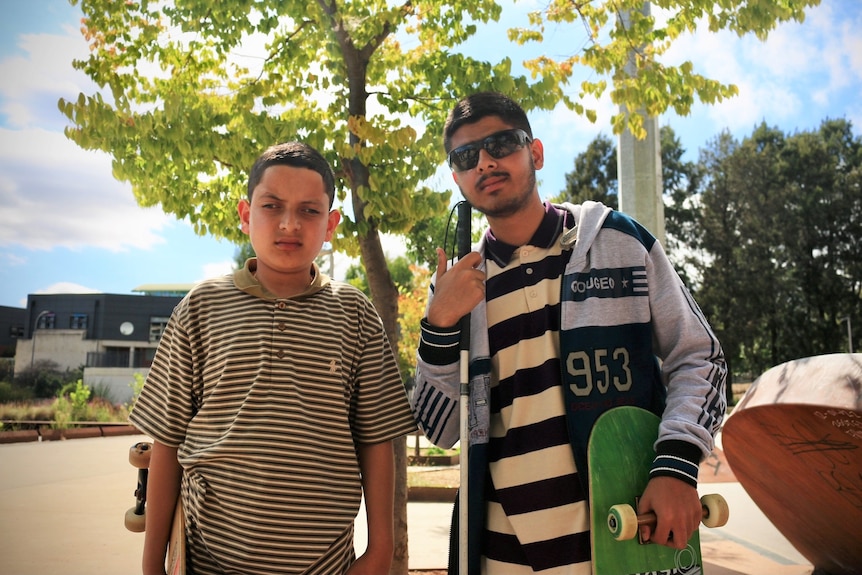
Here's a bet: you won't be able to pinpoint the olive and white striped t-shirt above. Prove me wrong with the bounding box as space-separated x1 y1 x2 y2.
130 261 417 575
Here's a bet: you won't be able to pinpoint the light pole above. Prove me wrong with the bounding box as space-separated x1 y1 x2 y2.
30 310 53 368
839 316 853 354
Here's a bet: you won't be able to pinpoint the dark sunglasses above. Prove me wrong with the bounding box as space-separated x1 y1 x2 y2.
447 128 532 172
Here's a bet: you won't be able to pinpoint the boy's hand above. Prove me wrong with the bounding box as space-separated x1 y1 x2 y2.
637 476 701 549
426 248 485 328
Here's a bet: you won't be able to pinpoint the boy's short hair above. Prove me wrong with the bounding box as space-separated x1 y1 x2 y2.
247 141 336 208
443 92 533 153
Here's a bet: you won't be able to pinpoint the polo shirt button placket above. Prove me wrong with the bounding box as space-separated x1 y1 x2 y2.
275 301 288 359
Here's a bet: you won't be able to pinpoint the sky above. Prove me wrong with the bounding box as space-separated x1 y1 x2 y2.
1 0 860 309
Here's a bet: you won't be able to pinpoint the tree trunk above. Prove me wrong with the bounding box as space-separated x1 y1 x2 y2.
334 12 410 569
355 218 410 574
391 435 409 575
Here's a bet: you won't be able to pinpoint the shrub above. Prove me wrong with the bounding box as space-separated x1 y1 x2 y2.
0 380 33 403
53 379 91 428
13 360 79 399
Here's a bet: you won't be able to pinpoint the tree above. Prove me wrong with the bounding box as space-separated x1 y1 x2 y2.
551 133 618 208
554 119 862 382
695 119 862 378
344 256 415 297
552 126 700 283
59 3 568 571
510 0 821 138
659 126 704 286
397 265 431 395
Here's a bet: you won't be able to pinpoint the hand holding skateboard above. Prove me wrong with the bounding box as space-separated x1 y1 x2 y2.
588 407 730 575
608 493 729 542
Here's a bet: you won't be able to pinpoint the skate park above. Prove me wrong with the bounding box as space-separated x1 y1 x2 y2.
0 426 814 574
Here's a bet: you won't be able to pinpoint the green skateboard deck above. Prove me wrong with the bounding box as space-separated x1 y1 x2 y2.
588 406 703 575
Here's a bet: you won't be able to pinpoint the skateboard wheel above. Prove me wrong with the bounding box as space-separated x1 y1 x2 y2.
608 504 638 541
129 442 153 469
125 506 146 532
701 494 729 528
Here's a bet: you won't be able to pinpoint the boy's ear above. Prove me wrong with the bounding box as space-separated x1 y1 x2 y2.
237 199 251 234
325 209 341 242
530 138 544 170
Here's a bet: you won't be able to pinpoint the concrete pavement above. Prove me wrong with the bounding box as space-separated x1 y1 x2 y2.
0 433 814 574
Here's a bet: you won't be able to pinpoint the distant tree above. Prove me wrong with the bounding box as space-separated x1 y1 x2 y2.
345 255 415 297
554 119 862 380
553 126 699 283
396 265 430 393
695 119 862 377
551 134 618 208
657 126 703 287
233 243 255 269
13 360 82 399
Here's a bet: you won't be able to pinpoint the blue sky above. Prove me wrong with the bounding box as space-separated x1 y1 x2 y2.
1 0 860 308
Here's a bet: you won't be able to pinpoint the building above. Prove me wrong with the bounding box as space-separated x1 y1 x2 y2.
15 292 185 404
0 305 27 358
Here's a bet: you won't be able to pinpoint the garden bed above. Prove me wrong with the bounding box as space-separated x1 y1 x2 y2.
0 421 138 443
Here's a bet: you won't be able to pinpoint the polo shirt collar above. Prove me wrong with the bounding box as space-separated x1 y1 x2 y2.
234 258 329 300
484 201 566 268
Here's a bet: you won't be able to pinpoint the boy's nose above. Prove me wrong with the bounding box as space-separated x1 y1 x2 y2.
280 215 300 230
476 148 498 172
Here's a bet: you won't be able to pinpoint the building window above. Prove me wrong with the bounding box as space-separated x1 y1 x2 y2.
37 313 55 329
9 325 24 338
70 313 88 330
149 316 170 343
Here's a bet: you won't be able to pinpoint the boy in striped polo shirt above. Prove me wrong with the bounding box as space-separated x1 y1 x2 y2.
411 92 727 574
131 141 417 575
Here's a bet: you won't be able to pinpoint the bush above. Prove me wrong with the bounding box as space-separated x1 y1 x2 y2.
13 360 81 399
0 380 33 403
50 380 130 428
0 358 14 382
125 372 146 414
0 400 54 430
89 381 115 404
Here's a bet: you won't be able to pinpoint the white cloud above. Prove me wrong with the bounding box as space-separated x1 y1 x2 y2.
657 2 862 136
0 26 93 130
0 127 172 251
0 20 179 254
200 260 236 281
33 281 101 295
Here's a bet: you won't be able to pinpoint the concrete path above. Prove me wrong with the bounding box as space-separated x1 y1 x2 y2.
0 434 814 574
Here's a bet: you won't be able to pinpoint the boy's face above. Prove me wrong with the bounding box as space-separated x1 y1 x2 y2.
449 115 543 219
238 164 340 280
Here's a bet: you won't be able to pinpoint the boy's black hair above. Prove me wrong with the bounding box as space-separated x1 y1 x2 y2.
247 141 336 208
443 92 533 153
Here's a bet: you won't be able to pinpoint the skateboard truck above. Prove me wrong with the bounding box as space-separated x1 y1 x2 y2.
607 494 729 542
125 441 152 533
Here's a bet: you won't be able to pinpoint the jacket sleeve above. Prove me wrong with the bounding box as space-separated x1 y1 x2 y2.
647 239 728 484
410 280 463 448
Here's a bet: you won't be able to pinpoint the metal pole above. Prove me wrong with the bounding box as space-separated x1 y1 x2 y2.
617 1 666 245
30 310 52 368
456 200 472 574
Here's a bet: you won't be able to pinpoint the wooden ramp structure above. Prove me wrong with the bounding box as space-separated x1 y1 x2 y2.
722 353 862 575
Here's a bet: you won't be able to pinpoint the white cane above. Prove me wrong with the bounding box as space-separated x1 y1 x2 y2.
456 200 472 574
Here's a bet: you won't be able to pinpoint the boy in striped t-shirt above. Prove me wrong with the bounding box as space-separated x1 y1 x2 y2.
411 92 727 574
131 142 417 575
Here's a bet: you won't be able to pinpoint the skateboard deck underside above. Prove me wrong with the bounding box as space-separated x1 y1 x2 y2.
166 498 186 575
723 402 862 575
588 406 703 575
722 354 862 575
